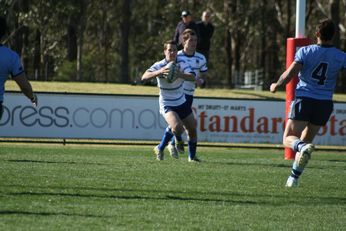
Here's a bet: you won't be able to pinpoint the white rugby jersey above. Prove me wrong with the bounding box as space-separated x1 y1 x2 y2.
177 50 208 96
146 59 194 111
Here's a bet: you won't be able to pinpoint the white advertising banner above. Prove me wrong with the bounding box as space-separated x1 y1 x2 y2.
1 92 345 145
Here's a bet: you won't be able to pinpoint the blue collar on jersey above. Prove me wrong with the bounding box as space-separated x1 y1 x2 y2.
182 50 195 57
317 44 334 48
165 58 178 63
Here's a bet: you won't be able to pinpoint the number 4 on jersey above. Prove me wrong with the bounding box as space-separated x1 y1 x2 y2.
311 62 328 85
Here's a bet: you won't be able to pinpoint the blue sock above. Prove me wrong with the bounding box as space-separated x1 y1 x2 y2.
171 134 182 146
292 139 306 152
188 140 197 159
171 137 175 145
290 162 304 179
158 127 174 150
176 135 182 141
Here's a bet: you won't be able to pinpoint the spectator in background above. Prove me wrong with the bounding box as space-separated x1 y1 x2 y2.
0 16 37 120
196 10 214 63
173 10 199 50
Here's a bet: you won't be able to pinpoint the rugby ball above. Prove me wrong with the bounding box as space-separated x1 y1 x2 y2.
165 61 177 83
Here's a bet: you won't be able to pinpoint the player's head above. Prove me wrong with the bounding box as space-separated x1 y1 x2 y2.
0 16 7 40
163 40 177 62
316 18 335 41
182 29 197 52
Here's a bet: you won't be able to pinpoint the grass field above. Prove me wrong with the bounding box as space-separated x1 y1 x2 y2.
0 144 345 230
5 80 346 102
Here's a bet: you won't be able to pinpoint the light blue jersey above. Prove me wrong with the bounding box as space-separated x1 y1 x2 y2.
177 50 207 96
294 44 346 100
147 59 193 114
0 44 24 102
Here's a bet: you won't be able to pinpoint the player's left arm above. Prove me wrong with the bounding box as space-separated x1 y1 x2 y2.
175 70 195 81
270 61 302 93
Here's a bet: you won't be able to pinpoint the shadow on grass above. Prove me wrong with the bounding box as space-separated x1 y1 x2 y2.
6 159 107 166
1 158 298 170
5 159 345 171
208 160 291 169
2 186 346 207
328 159 346 163
0 210 113 218
208 160 345 170
6 191 259 205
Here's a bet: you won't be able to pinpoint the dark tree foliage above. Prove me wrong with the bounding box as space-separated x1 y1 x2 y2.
1 0 345 92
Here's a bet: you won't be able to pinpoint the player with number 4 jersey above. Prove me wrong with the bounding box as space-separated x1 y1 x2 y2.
270 18 346 187
0 17 37 121
295 43 346 100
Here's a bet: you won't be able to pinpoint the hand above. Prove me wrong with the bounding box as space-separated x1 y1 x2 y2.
159 66 170 78
162 66 170 75
270 83 277 93
196 77 205 87
30 94 38 107
161 65 178 83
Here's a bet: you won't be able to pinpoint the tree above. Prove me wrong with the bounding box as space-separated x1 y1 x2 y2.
76 0 89 81
120 0 131 83
1 0 345 92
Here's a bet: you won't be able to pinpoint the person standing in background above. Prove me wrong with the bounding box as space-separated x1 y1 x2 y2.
196 10 214 64
173 10 199 50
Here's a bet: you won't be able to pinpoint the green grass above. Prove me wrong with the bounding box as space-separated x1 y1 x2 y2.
0 144 345 230
5 80 346 102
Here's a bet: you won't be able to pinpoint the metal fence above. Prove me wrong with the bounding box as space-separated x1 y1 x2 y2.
235 69 263 90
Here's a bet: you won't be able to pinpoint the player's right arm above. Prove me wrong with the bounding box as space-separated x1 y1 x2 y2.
142 69 161 81
142 66 170 81
270 61 302 93
13 72 37 106
9 50 37 106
